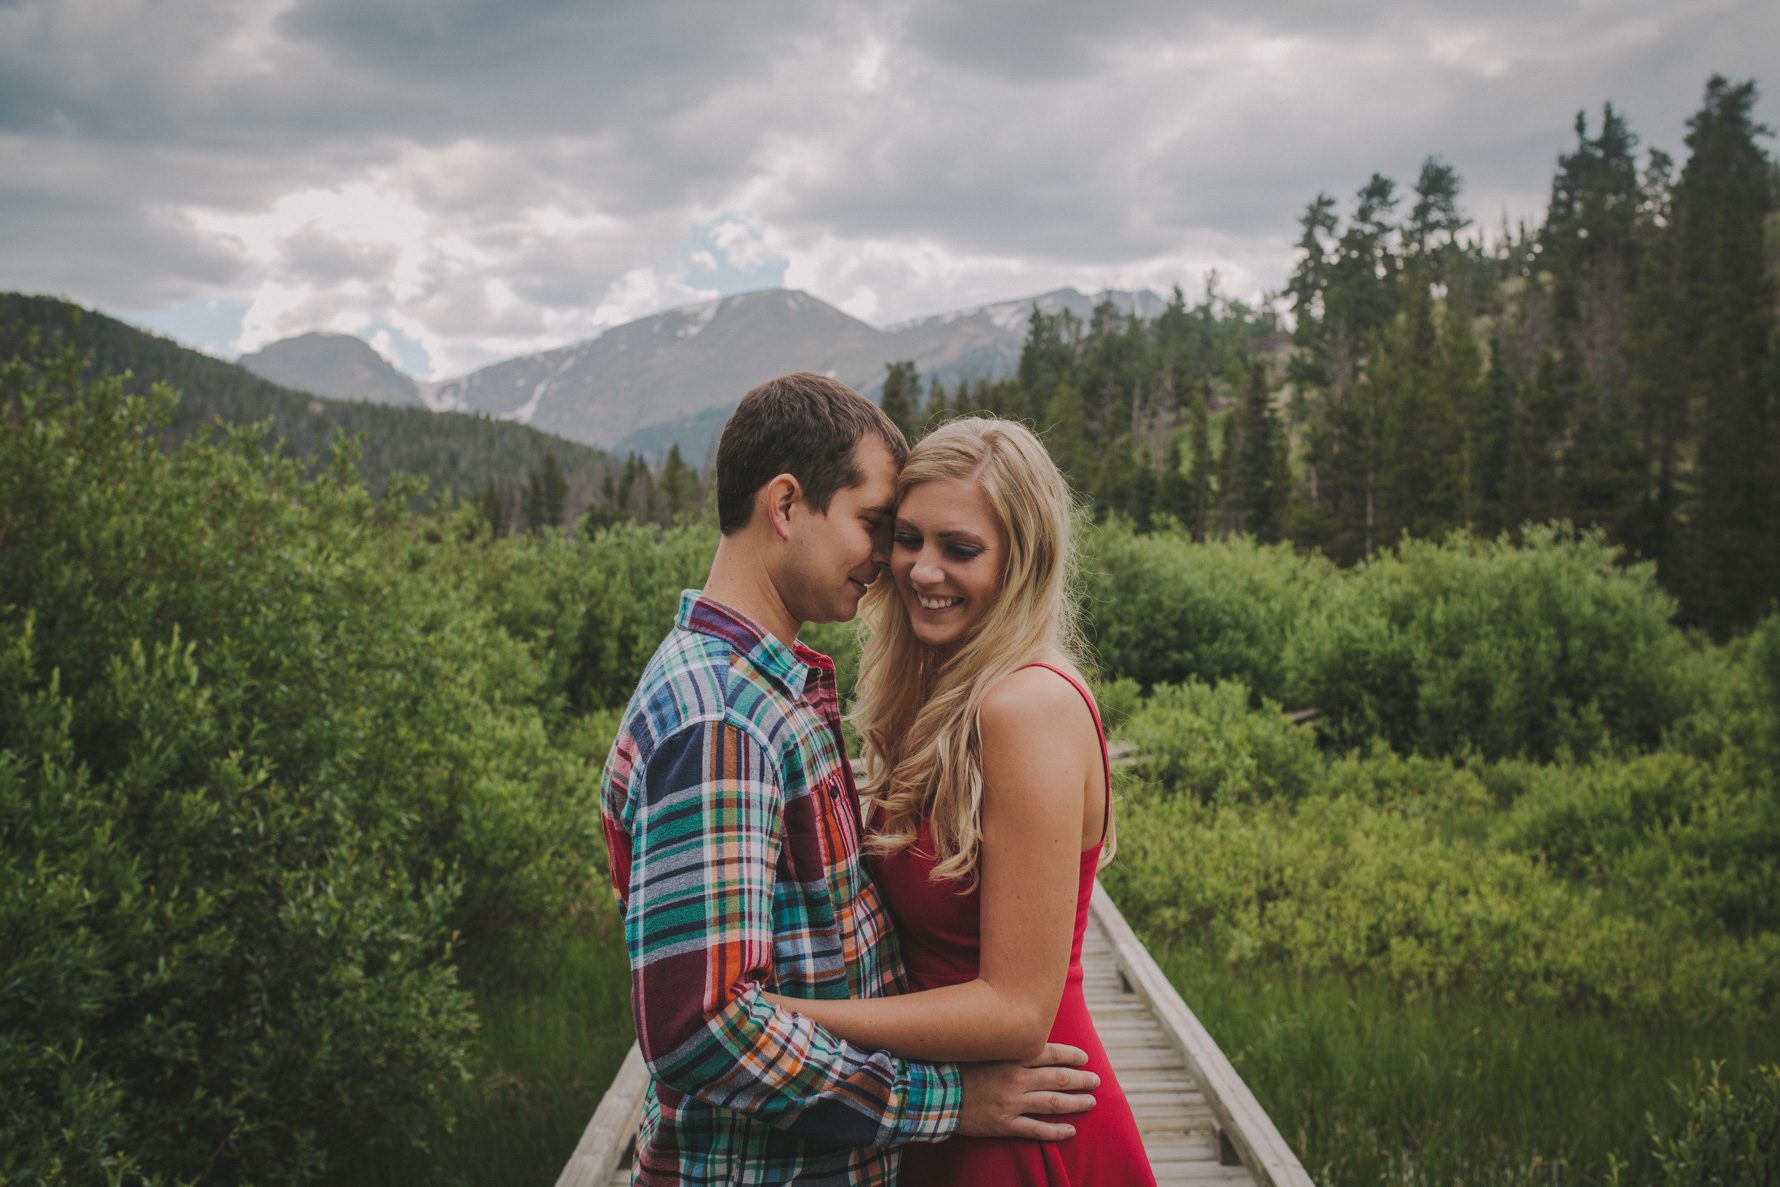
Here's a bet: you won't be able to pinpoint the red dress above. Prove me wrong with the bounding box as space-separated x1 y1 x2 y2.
873 663 1157 1186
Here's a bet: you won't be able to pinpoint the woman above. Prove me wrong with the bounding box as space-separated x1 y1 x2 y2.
766 418 1154 1185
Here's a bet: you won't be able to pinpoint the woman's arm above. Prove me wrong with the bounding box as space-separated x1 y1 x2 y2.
763 668 1092 1062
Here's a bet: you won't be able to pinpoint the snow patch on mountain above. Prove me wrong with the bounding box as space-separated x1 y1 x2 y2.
987 301 1036 335
415 379 462 412
677 298 721 339
502 350 579 424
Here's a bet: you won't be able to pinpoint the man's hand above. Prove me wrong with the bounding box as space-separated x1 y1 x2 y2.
957 1042 1098 1141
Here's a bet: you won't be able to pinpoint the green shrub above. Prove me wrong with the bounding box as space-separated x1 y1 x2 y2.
0 346 595 1182
426 517 713 718
1103 775 1780 1023
1122 680 1320 802
1081 521 1331 702
1673 612 1780 782
1091 675 1143 736
1494 753 1713 875
1646 1062 1780 1187
1284 526 1705 761
1498 753 1780 937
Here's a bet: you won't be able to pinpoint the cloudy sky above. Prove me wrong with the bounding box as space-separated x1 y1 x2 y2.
3 0 1774 380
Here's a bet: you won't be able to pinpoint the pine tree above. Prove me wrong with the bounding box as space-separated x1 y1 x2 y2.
1288 193 1340 395
1468 336 1517 537
879 360 921 442
1326 173 1400 348
1043 380 1091 495
924 378 950 431
1671 76 1779 634
540 451 566 529
477 479 508 536
1155 284 1193 413
659 444 699 523
1221 359 1289 543
523 467 547 533
1408 156 1468 259
1503 350 1566 536
1126 450 1159 532
1157 436 1193 529
1186 381 1214 543
1624 147 1685 568
1018 307 1080 424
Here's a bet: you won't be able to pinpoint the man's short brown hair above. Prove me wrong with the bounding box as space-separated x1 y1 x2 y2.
716 372 909 535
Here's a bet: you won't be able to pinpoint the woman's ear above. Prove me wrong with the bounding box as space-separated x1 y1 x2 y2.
764 473 801 541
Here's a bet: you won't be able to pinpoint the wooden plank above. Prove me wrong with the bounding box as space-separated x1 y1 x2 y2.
1089 882 1316 1187
553 1043 647 1187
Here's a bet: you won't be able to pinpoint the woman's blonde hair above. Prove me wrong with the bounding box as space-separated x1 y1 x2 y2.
855 417 1105 884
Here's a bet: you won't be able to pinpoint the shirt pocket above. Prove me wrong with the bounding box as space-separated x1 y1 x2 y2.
772 772 857 991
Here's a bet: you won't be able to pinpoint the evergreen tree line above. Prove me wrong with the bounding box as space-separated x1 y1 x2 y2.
878 76 1780 639
0 295 632 534
0 294 718 540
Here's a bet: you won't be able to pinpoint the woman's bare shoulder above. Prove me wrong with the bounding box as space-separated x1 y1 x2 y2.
979 656 1093 736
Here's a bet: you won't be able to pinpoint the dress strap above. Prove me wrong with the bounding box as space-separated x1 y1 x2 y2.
1016 662 1113 847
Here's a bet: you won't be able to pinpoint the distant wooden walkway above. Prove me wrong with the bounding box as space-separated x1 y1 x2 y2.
555 883 1314 1187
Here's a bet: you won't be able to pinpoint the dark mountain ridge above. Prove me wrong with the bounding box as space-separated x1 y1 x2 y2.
0 293 615 527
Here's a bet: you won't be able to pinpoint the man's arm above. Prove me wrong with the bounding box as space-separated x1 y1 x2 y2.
760 670 1087 1063
623 718 961 1147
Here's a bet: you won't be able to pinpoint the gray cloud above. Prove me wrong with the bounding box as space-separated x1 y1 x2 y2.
0 0 1773 364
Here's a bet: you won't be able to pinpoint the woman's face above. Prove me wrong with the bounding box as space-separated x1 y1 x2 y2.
890 475 1008 652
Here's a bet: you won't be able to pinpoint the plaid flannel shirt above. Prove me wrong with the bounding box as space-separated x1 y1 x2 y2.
600 591 963 1185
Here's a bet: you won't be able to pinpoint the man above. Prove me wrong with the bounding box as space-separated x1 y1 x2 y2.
599 373 1097 1184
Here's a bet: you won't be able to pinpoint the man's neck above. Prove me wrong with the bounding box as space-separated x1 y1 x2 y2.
704 534 802 649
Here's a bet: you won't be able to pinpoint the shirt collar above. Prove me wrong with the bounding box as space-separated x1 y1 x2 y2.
677 589 830 701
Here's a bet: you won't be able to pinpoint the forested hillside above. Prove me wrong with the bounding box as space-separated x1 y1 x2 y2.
0 293 628 533
899 76 1780 638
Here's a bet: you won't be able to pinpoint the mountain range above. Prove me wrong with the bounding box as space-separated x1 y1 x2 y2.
0 292 618 528
238 287 1168 460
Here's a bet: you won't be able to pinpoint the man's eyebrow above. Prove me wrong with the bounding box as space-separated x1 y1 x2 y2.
865 502 896 519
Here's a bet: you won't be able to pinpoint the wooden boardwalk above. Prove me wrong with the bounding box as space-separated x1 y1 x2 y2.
555 883 1313 1187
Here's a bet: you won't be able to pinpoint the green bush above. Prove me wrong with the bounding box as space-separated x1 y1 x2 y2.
1081 521 1331 702
1283 526 1705 761
0 346 596 1182
1121 680 1320 803
1646 1062 1780 1187
1497 753 1780 937
1673 612 1780 781
1091 675 1143 736
1103 773 1780 1024
424 517 714 719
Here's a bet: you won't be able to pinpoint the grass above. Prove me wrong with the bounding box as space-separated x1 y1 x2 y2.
338 911 634 1187
1149 939 1780 1186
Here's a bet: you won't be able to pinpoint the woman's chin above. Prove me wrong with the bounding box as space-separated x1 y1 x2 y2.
908 619 958 649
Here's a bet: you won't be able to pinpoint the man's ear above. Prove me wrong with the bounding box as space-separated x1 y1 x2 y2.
763 473 801 541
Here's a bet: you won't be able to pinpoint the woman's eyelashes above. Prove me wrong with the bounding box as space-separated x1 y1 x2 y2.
893 530 984 561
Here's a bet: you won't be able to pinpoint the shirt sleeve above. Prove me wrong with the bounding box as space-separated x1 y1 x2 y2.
623 717 962 1147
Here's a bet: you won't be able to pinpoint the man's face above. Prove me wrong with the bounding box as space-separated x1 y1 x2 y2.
786 435 899 626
